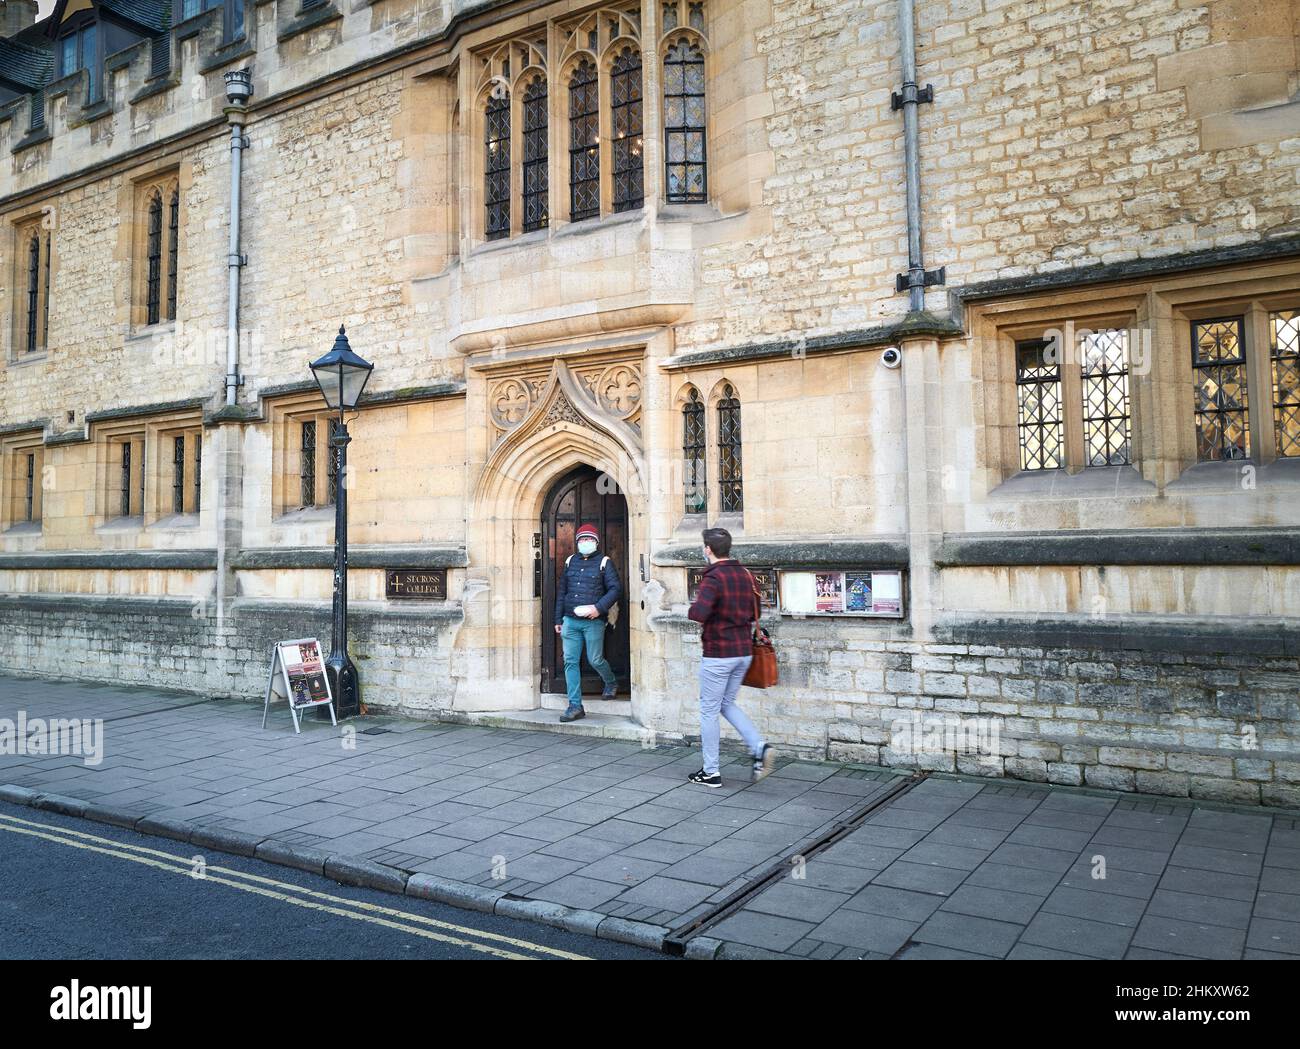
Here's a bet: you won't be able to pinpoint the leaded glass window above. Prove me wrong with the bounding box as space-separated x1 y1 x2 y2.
167 189 179 319
146 193 163 326
1015 339 1063 470
326 419 339 506
24 453 35 523
1080 328 1131 466
25 234 39 354
484 94 511 240
683 388 706 514
1192 317 1250 461
688 1 705 30
41 234 50 349
194 437 202 511
120 441 132 518
569 60 600 221
718 384 743 513
1271 308 1300 458
301 420 316 508
522 77 549 232
664 40 706 203
173 435 186 514
610 48 644 212
662 2 678 30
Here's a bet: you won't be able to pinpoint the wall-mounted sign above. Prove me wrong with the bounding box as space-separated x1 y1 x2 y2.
261 638 337 734
385 569 447 600
779 569 905 619
688 566 778 607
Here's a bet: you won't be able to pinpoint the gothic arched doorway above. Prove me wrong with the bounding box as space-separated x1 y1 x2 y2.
540 464 630 697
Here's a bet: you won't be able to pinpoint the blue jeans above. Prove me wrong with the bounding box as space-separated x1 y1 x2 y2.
699 655 763 775
561 615 616 706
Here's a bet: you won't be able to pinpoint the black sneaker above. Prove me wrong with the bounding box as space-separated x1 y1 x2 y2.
688 769 722 788
559 705 585 723
752 743 777 782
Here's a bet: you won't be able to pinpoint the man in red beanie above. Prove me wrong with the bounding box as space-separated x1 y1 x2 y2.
554 522 621 721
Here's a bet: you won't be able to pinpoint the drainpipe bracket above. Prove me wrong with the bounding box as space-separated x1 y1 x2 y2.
895 266 946 294
228 253 248 267
890 83 934 110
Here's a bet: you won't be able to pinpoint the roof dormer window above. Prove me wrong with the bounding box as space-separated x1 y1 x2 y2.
57 15 100 103
181 0 245 43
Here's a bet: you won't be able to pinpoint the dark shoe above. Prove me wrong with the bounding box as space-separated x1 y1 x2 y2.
560 705 585 723
688 769 722 788
752 743 777 782
601 683 618 699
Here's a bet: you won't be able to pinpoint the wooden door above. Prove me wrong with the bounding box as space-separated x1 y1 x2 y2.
540 465 630 696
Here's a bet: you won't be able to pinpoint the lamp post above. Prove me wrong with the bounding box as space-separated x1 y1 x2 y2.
309 326 374 719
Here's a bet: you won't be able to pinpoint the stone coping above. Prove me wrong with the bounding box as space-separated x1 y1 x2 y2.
937 612 1300 657
937 527 1300 567
651 538 910 568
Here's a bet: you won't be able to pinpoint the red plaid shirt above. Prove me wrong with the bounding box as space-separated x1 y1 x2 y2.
688 559 758 658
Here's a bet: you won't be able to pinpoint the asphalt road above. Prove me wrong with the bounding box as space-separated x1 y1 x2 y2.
0 800 664 961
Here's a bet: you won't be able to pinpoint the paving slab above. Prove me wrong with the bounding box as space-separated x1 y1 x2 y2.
2 673 1294 960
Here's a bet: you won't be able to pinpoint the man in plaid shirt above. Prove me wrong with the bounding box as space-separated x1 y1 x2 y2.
686 528 776 787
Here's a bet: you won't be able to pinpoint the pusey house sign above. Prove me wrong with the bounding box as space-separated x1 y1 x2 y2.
385 569 448 600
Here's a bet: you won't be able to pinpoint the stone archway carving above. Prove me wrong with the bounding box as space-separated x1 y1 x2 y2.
457 359 646 714
476 359 645 509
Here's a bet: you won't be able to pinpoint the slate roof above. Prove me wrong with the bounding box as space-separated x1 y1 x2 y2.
0 35 52 91
99 0 171 34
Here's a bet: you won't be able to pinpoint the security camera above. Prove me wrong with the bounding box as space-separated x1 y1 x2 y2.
881 346 901 369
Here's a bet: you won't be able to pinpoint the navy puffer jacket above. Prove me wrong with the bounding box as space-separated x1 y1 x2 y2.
556 552 621 621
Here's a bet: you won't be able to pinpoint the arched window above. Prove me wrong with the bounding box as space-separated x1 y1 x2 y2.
683 388 706 514
522 76 549 232
610 47 644 212
484 93 511 240
569 59 600 221
167 189 179 319
42 233 50 348
664 39 706 203
717 383 743 513
146 192 163 325
25 233 39 354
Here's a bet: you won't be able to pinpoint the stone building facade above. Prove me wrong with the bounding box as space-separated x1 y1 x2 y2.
0 0 1298 804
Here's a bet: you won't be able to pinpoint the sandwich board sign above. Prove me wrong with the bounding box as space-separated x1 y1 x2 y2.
261 638 337 733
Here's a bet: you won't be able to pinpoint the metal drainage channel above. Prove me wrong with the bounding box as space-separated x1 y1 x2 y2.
662 770 930 956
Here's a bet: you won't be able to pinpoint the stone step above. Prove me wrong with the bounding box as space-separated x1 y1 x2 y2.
538 692 631 716
452 705 684 744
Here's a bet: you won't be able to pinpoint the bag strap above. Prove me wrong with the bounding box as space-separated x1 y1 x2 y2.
601 556 609 570
565 554 573 567
744 568 761 628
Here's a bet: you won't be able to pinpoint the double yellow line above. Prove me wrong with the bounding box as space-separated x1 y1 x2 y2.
0 812 590 961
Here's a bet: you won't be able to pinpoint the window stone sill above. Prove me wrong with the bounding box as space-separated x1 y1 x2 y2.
1167 458 1300 492
149 513 200 531
274 506 337 526
2 522 41 538
126 321 176 343
990 465 1154 499
96 516 145 535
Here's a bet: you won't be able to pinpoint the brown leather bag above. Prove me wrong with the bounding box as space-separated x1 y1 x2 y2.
742 569 778 689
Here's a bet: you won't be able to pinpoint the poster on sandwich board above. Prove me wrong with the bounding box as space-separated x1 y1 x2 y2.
261 638 337 733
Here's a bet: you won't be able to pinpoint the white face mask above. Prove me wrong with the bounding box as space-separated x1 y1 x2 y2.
577 540 598 557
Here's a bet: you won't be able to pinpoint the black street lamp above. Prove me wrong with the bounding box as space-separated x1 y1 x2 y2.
309 325 373 719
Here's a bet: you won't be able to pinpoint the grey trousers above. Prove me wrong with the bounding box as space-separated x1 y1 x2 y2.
699 654 763 776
